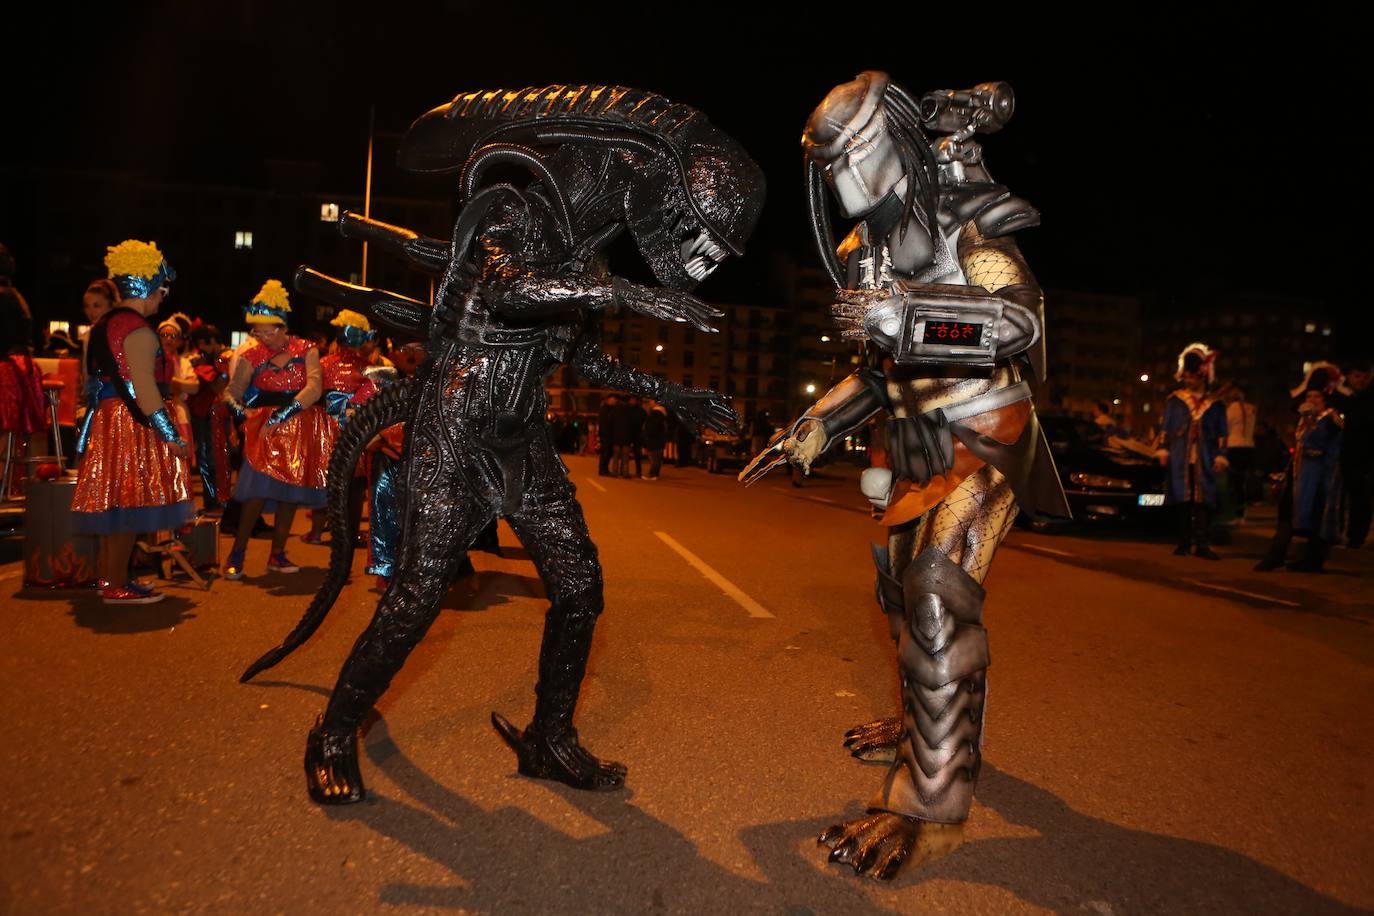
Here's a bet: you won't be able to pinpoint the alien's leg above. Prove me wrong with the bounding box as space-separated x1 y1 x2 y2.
305 475 496 805
822 465 1017 879
491 468 625 791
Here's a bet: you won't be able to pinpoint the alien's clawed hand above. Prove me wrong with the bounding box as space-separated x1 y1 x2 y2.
612 278 723 333
666 387 739 435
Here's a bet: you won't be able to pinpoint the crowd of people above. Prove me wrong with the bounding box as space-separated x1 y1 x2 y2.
595 394 691 480
3 240 1372 603
1 237 722 607
1155 343 1372 571
0 239 416 604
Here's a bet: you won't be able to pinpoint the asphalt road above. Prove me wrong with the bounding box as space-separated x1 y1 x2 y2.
2 455 1371 914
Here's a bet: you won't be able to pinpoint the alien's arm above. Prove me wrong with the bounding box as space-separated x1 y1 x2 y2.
572 326 736 433
339 212 449 274
487 262 723 333
571 325 670 399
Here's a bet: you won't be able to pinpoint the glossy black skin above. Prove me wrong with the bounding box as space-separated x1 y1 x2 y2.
245 88 763 806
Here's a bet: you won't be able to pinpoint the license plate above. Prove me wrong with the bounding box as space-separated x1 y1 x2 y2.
1138 493 1165 507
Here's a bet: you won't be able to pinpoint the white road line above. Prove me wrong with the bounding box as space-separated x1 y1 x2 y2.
1182 580 1301 608
653 531 775 619
583 477 607 493
1018 543 1076 558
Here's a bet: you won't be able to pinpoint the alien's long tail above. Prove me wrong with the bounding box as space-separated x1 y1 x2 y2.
239 378 418 683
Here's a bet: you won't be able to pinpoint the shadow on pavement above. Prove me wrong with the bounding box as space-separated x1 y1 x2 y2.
249 568 329 598
747 763 1359 913
330 716 894 914
441 571 545 613
66 596 198 634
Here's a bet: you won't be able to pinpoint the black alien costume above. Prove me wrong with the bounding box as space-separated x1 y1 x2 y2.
241 85 764 804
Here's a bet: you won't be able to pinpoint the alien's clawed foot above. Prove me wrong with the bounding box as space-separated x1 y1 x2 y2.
818 811 964 880
843 716 902 763
304 715 366 805
491 712 627 791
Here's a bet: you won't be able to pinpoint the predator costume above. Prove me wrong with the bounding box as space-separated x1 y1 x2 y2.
742 73 1068 879
241 85 764 805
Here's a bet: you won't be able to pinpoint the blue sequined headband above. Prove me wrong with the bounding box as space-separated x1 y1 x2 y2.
112 260 176 300
243 302 291 325
337 324 376 347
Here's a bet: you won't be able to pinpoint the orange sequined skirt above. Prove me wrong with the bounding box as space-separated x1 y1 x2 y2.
72 399 194 533
234 404 335 506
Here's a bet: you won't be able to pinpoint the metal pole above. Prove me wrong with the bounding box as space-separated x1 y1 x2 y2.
361 105 375 285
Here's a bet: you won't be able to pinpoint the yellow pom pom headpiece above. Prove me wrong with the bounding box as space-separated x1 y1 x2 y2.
105 239 175 299
329 309 376 346
244 279 292 325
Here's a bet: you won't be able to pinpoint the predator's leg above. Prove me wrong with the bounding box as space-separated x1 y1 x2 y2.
823 465 1016 878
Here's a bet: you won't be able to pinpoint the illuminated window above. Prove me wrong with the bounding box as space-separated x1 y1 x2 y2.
234 231 254 250
230 331 248 348
1304 321 1316 333
48 320 70 334
320 203 339 222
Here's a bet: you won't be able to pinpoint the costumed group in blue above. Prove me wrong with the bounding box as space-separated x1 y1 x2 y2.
1156 342 1349 571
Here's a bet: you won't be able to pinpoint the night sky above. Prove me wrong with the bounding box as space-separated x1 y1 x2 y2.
4 6 1359 336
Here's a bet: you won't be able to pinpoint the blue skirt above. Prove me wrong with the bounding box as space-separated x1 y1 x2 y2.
73 500 194 535
234 462 327 510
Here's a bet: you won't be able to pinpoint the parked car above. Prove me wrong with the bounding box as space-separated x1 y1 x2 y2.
1035 415 1169 526
699 429 751 474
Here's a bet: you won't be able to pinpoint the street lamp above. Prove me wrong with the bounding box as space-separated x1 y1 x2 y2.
1139 373 1150 382
654 344 664 352
805 383 817 394
820 335 831 343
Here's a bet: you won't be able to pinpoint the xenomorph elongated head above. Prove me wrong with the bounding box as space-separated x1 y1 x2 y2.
397 85 765 289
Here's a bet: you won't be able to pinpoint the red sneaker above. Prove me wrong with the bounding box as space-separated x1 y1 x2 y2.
267 551 300 573
100 580 165 605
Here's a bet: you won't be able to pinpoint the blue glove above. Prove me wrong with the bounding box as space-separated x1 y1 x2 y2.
266 399 303 427
148 408 186 447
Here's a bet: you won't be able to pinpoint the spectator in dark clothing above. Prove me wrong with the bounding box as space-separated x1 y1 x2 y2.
626 395 645 478
1338 363 1373 548
674 411 694 467
612 397 636 478
597 395 619 477
642 401 669 479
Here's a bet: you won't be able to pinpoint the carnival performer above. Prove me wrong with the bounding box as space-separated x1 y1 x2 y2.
304 309 377 545
1255 364 1344 572
1157 343 1229 559
71 240 193 604
742 73 1068 879
156 312 198 448
1 243 47 492
185 323 233 512
221 280 329 578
